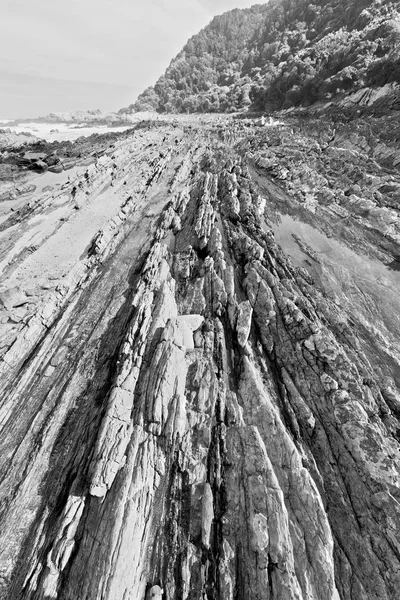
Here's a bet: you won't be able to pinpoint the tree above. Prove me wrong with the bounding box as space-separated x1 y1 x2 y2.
120 0 400 114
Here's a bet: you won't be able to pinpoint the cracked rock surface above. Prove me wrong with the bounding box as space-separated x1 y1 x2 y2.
0 112 399 599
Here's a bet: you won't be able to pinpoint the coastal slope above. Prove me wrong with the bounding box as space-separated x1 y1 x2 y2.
120 0 400 114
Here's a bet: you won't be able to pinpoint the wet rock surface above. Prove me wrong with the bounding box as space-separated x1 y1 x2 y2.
0 111 399 599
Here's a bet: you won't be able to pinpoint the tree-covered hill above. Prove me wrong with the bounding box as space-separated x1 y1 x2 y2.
121 0 400 114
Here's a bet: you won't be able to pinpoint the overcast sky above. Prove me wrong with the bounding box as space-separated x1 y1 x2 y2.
0 0 259 118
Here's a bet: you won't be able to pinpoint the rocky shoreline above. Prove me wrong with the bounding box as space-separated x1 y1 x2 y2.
0 107 399 599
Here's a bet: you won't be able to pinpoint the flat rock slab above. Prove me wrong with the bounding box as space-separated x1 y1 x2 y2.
0 286 28 309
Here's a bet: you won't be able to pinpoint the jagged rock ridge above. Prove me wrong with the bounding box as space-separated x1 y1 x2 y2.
0 111 399 599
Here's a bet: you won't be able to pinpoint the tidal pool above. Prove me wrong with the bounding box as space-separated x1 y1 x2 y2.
269 211 400 381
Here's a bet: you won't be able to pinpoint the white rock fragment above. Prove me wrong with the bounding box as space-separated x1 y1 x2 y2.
201 483 214 549
252 513 269 552
236 300 253 347
162 314 204 350
40 495 86 598
0 286 27 309
147 585 163 599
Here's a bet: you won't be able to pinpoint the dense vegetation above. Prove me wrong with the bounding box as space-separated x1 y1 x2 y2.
121 0 400 114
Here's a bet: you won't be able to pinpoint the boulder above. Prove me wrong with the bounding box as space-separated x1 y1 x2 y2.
0 287 28 310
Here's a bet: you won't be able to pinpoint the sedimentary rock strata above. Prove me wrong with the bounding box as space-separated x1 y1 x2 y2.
0 113 399 599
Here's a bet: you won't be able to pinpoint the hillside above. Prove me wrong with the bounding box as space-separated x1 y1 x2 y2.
121 0 400 114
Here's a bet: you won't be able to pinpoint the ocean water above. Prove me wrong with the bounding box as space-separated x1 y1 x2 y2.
1 122 133 142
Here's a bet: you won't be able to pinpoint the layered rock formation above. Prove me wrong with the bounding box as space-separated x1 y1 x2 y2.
0 111 399 600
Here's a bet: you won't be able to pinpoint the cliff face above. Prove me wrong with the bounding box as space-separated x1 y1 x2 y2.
0 110 399 600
